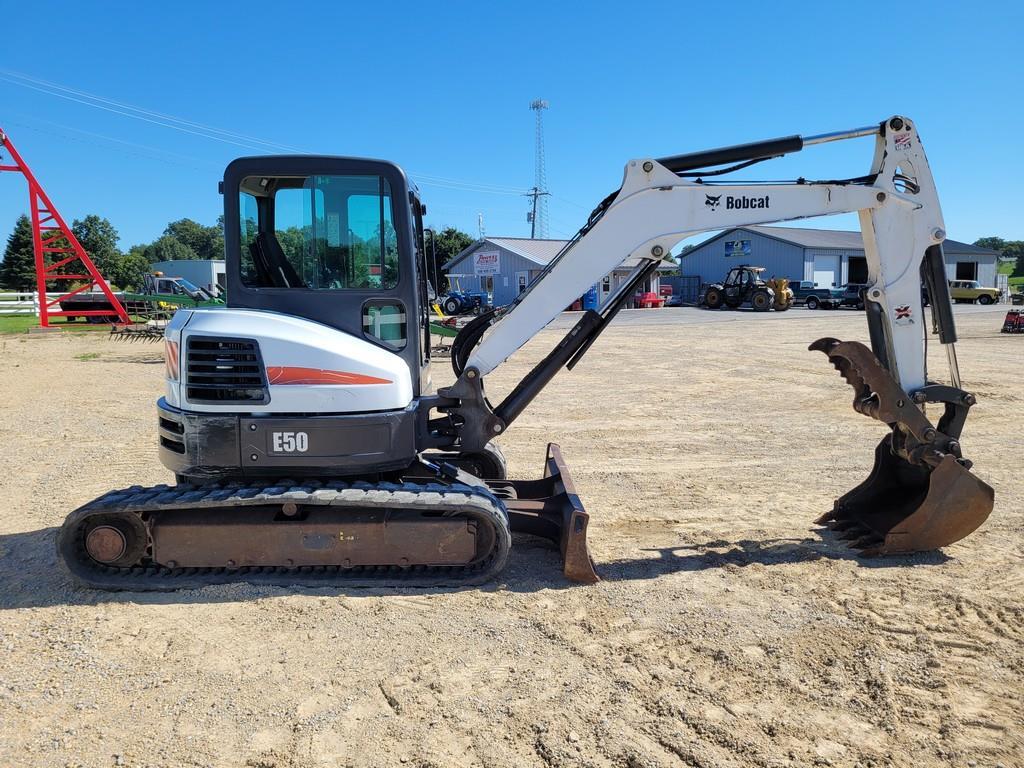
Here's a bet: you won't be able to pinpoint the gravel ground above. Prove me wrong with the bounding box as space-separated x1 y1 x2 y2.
0 307 1021 768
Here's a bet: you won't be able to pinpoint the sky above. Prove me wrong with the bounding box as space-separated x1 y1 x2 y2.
1 0 1022 255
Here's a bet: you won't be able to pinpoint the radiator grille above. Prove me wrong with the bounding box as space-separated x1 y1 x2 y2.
185 336 268 404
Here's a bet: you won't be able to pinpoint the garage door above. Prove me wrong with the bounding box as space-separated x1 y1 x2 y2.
812 253 841 288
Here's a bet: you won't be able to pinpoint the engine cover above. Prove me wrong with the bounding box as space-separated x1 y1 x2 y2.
163 308 413 414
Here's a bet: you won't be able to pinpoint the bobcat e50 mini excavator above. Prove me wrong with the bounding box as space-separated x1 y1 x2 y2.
58 116 995 590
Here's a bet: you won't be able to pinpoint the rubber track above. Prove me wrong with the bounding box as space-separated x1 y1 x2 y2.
56 479 512 591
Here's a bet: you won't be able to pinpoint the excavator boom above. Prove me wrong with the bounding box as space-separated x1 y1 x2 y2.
441 115 993 557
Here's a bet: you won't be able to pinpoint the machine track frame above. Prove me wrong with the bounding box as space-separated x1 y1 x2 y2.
58 480 512 590
57 444 598 590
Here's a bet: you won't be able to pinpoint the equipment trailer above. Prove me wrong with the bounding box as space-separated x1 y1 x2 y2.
59 117 994 589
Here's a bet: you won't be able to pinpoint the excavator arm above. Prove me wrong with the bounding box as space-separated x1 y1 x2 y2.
439 116 993 557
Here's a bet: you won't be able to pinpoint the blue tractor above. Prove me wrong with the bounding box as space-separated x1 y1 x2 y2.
440 276 493 315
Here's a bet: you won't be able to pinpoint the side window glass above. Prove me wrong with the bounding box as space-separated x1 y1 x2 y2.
349 185 398 289
239 191 259 284
274 186 324 285
363 301 407 350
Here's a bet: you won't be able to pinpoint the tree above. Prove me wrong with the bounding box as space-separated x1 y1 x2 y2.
425 226 474 293
973 237 1005 252
974 237 1024 277
0 214 36 290
144 235 198 263
163 218 224 260
72 215 121 280
108 245 152 291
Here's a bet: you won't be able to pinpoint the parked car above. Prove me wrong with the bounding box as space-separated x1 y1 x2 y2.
948 279 1000 305
829 283 867 310
1012 291 1024 306
788 280 836 310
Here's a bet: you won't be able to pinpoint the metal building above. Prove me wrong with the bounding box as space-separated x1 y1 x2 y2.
678 226 1000 289
444 237 675 308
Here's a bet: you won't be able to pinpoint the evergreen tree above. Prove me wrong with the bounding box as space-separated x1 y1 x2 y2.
0 214 37 290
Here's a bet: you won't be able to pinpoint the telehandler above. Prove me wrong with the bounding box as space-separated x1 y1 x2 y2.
703 265 793 311
59 116 994 589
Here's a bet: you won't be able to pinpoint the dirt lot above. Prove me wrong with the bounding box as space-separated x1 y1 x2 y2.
0 308 1021 768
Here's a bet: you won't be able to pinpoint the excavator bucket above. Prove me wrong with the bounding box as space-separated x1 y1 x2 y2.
811 337 994 556
818 434 994 555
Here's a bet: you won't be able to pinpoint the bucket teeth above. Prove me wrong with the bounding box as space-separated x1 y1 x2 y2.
851 534 885 550
829 520 858 533
839 527 868 541
813 434 994 558
857 545 884 558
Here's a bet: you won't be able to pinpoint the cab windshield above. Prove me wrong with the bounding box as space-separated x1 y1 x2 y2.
238 174 399 290
176 279 211 299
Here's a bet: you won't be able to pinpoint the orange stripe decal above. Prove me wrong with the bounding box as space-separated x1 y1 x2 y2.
266 366 392 386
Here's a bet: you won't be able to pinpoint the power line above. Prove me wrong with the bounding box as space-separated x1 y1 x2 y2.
0 69 303 151
6 113 219 170
0 69 538 199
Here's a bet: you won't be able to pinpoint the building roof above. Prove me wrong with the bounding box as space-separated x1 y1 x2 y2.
682 225 1000 257
446 237 676 271
486 237 568 265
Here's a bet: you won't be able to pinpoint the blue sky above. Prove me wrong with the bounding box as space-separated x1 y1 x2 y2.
1 0 1022 254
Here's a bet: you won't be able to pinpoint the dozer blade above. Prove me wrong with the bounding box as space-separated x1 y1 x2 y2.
811 337 994 556
491 443 599 584
818 434 994 556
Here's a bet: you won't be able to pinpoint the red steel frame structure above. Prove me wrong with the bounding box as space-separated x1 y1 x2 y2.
0 127 129 326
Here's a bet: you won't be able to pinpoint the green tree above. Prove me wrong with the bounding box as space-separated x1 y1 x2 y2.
108 245 152 290
425 226 474 293
163 218 224 260
72 215 121 280
973 237 1005 252
144 235 198 263
974 237 1024 277
0 214 37 290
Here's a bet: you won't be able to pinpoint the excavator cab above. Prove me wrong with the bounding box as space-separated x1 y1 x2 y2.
223 157 433 395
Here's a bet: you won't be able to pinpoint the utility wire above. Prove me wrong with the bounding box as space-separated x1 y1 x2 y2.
0 69 532 196
0 69 303 151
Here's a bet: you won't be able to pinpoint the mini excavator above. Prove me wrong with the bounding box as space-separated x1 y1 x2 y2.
58 116 994 589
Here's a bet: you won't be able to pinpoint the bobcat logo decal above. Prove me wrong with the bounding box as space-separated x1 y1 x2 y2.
705 194 722 210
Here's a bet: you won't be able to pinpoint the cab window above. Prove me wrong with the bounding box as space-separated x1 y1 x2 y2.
238 174 399 290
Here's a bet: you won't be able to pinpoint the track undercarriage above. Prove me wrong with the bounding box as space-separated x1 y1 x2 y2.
57 444 598 590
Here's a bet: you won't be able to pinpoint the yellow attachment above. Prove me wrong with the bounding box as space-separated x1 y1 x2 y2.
766 277 794 310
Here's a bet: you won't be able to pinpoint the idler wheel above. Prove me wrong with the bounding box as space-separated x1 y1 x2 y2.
82 514 148 567
85 526 127 563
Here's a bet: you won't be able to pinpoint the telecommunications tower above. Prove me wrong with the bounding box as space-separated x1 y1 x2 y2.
527 99 550 239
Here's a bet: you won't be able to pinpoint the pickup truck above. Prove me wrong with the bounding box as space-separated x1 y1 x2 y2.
788 280 836 310
828 283 867 310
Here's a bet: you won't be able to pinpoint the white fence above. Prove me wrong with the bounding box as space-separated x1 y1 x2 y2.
0 292 40 316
